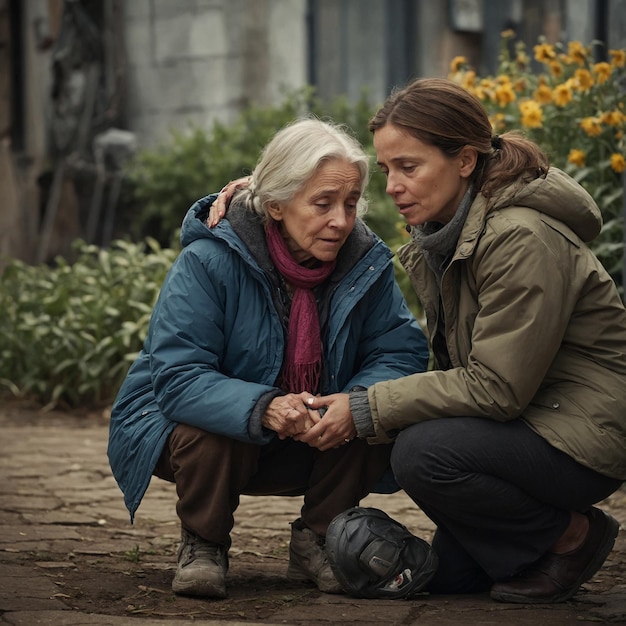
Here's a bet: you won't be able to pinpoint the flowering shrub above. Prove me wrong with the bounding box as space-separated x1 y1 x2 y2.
449 33 626 289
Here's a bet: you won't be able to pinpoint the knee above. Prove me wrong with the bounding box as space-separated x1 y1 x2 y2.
391 424 430 486
169 424 243 460
390 421 451 491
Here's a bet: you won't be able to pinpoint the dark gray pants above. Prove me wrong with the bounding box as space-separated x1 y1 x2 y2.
391 417 622 594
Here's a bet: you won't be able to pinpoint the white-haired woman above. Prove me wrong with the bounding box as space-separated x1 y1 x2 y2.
107 118 429 598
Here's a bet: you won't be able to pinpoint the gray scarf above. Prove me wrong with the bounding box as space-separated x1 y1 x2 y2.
410 187 474 282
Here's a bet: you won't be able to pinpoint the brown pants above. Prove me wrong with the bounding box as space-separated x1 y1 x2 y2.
153 423 393 545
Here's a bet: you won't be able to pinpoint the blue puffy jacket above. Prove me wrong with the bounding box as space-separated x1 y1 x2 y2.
108 195 428 519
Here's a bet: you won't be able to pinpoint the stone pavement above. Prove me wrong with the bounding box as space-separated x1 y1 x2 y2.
1 403 625 625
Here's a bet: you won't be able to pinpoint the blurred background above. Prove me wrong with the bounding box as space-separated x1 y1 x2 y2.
2 0 625 265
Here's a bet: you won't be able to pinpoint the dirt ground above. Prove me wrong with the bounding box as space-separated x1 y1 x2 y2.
1 401 625 625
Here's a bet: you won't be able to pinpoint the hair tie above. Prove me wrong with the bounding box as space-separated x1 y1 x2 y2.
491 135 502 150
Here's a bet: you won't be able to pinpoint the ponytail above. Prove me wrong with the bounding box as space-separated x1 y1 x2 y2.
480 131 549 197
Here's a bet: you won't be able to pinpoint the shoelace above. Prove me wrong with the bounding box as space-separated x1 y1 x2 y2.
183 535 222 565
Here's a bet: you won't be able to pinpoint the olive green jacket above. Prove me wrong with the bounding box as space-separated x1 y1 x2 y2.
368 167 626 480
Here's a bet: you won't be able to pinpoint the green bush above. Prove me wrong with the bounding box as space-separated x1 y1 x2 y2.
0 239 178 409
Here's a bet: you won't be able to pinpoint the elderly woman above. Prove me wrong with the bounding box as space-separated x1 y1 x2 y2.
107 118 428 599
305 78 626 604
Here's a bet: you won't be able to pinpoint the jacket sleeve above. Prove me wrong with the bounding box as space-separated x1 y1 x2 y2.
368 216 577 442
148 244 279 444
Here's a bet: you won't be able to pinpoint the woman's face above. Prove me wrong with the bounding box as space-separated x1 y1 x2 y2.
373 124 475 226
268 159 362 264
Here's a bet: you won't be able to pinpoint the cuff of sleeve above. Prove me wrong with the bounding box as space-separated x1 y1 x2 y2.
248 389 284 441
349 389 375 438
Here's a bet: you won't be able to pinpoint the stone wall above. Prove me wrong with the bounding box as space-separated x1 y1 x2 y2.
122 0 306 148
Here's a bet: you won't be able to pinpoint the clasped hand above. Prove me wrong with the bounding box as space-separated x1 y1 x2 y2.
263 393 355 451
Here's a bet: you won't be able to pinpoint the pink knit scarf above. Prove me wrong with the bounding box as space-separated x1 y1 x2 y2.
265 221 336 393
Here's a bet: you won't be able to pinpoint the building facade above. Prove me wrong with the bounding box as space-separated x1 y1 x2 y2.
2 0 626 264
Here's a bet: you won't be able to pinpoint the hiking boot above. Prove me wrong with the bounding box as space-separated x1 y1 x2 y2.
287 519 343 594
172 527 228 598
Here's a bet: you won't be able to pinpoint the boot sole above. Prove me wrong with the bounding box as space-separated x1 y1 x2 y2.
287 562 343 594
172 578 226 599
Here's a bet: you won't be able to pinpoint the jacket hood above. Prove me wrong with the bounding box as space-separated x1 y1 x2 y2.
180 194 228 247
486 167 602 242
179 194 266 265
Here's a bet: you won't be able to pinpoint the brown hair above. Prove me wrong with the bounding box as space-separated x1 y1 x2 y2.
369 78 549 197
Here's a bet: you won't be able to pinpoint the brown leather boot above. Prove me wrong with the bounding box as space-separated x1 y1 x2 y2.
491 507 620 604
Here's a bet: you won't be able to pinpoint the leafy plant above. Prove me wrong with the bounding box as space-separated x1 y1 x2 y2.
449 33 626 289
0 239 178 408
123 545 142 562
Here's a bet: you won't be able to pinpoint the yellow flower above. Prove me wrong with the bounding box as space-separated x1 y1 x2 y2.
514 78 527 92
593 62 612 84
580 117 603 137
473 84 488 100
519 100 543 128
533 84 553 104
476 77 495 102
547 60 563 77
501 29 516 39
567 41 588 66
516 51 530 68
568 149 586 167
490 112 506 132
573 68 594 91
600 109 625 126
495 82 516 106
461 70 476 89
450 56 468 73
534 43 556 63
609 49 626 68
552 83 573 107
610 153 625 173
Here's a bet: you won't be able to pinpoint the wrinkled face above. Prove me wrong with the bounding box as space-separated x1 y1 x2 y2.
373 124 475 226
269 159 362 264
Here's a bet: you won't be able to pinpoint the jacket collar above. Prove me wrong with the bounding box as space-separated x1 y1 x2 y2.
226 200 376 285
452 192 489 262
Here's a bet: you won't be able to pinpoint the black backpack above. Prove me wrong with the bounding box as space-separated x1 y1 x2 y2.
325 506 438 599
